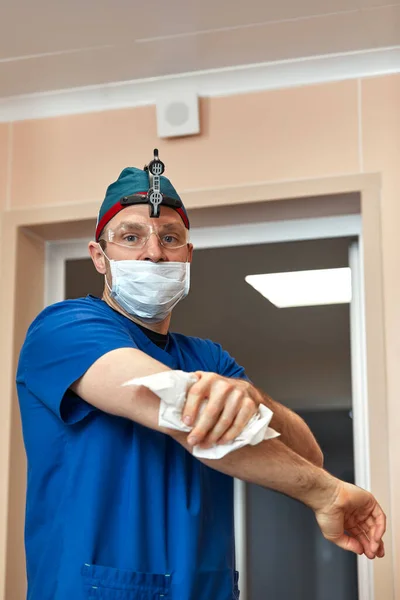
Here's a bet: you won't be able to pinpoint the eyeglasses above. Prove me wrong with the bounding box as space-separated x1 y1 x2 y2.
102 222 189 251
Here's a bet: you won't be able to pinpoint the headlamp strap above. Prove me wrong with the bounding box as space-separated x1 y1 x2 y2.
145 148 165 218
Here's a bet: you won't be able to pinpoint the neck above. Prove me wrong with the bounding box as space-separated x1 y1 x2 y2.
102 286 171 334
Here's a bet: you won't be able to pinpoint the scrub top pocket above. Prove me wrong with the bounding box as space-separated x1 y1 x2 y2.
82 564 171 600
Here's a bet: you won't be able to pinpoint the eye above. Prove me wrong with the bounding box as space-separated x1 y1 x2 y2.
163 235 176 243
122 233 141 246
162 234 181 247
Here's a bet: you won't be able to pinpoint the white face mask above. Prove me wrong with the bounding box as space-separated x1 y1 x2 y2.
105 258 190 323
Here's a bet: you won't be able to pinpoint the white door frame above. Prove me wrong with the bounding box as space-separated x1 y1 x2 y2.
349 240 373 600
45 212 371 600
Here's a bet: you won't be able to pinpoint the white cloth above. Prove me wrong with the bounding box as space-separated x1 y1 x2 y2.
122 370 280 459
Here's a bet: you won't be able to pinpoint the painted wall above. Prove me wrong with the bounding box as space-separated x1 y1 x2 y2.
0 123 10 267
0 75 399 596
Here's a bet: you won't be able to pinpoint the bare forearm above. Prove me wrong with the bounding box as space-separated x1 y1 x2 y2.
74 351 385 560
174 430 333 511
260 391 324 467
74 348 323 468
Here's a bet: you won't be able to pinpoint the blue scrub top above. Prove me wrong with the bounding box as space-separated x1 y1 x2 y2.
17 296 247 600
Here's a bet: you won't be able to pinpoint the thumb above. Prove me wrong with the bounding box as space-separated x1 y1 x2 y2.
326 533 363 555
316 510 364 556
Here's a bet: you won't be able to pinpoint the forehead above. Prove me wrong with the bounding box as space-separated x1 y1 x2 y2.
107 204 184 230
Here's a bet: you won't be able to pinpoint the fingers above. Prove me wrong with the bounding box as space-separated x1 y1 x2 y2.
358 503 386 553
348 526 377 559
329 528 382 559
371 502 387 542
183 373 258 448
218 399 257 444
356 535 384 559
332 533 364 556
345 523 385 559
187 377 232 446
201 394 256 448
377 541 385 558
197 390 242 448
182 372 211 428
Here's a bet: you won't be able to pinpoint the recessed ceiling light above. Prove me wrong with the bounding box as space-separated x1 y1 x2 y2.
245 268 352 308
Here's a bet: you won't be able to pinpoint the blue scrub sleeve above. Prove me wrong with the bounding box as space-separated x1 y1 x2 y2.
208 341 250 381
20 302 138 424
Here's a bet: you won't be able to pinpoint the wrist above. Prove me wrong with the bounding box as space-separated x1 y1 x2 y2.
300 468 340 512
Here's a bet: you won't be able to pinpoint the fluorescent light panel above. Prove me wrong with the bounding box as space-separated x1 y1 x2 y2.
245 268 352 308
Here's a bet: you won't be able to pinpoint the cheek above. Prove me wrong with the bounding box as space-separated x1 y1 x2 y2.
104 260 112 281
107 246 137 261
172 245 192 262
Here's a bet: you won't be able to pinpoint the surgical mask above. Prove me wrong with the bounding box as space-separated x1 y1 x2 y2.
104 257 190 323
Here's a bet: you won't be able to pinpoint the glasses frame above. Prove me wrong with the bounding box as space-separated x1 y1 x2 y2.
100 223 190 251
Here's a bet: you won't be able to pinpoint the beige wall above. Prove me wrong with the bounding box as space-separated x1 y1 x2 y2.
9 81 361 210
362 82 400 561
0 76 399 597
0 125 9 212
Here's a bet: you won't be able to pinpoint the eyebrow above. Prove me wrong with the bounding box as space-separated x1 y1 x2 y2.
158 223 186 231
113 222 147 232
113 221 185 232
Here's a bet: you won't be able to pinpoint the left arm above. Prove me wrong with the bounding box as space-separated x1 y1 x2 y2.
183 373 324 467
258 388 323 467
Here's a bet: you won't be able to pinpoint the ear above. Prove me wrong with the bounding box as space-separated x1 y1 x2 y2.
88 241 107 275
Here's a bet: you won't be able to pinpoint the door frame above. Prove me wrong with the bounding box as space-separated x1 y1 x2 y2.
0 173 392 600
45 213 368 600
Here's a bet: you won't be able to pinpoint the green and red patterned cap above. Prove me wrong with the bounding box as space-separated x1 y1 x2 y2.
96 149 190 241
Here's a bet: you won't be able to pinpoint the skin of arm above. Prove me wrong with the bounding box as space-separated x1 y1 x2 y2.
180 373 323 467
71 347 386 560
72 346 322 466
189 436 385 560
260 390 324 468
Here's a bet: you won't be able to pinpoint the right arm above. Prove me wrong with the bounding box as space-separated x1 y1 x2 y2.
72 347 386 560
71 347 172 431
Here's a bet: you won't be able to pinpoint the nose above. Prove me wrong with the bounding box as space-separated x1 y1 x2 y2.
141 232 166 262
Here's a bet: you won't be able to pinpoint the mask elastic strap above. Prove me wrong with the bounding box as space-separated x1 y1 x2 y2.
98 243 113 293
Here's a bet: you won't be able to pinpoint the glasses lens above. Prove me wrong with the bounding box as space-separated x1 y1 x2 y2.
157 225 188 249
108 223 188 250
108 224 148 248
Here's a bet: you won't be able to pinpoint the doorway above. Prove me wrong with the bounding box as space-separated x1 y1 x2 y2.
47 187 375 599
61 235 358 600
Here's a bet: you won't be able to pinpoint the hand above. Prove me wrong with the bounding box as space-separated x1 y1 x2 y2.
183 372 260 449
313 479 386 559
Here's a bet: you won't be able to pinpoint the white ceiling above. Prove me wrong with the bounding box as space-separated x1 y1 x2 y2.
1 0 400 98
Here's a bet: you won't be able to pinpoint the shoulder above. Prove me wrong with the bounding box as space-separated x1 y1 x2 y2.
170 332 219 354
170 332 231 368
170 332 247 379
29 296 110 328
24 296 125 344
19 296 139 375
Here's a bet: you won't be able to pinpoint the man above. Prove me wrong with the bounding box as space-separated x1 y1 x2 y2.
17 150 385 600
